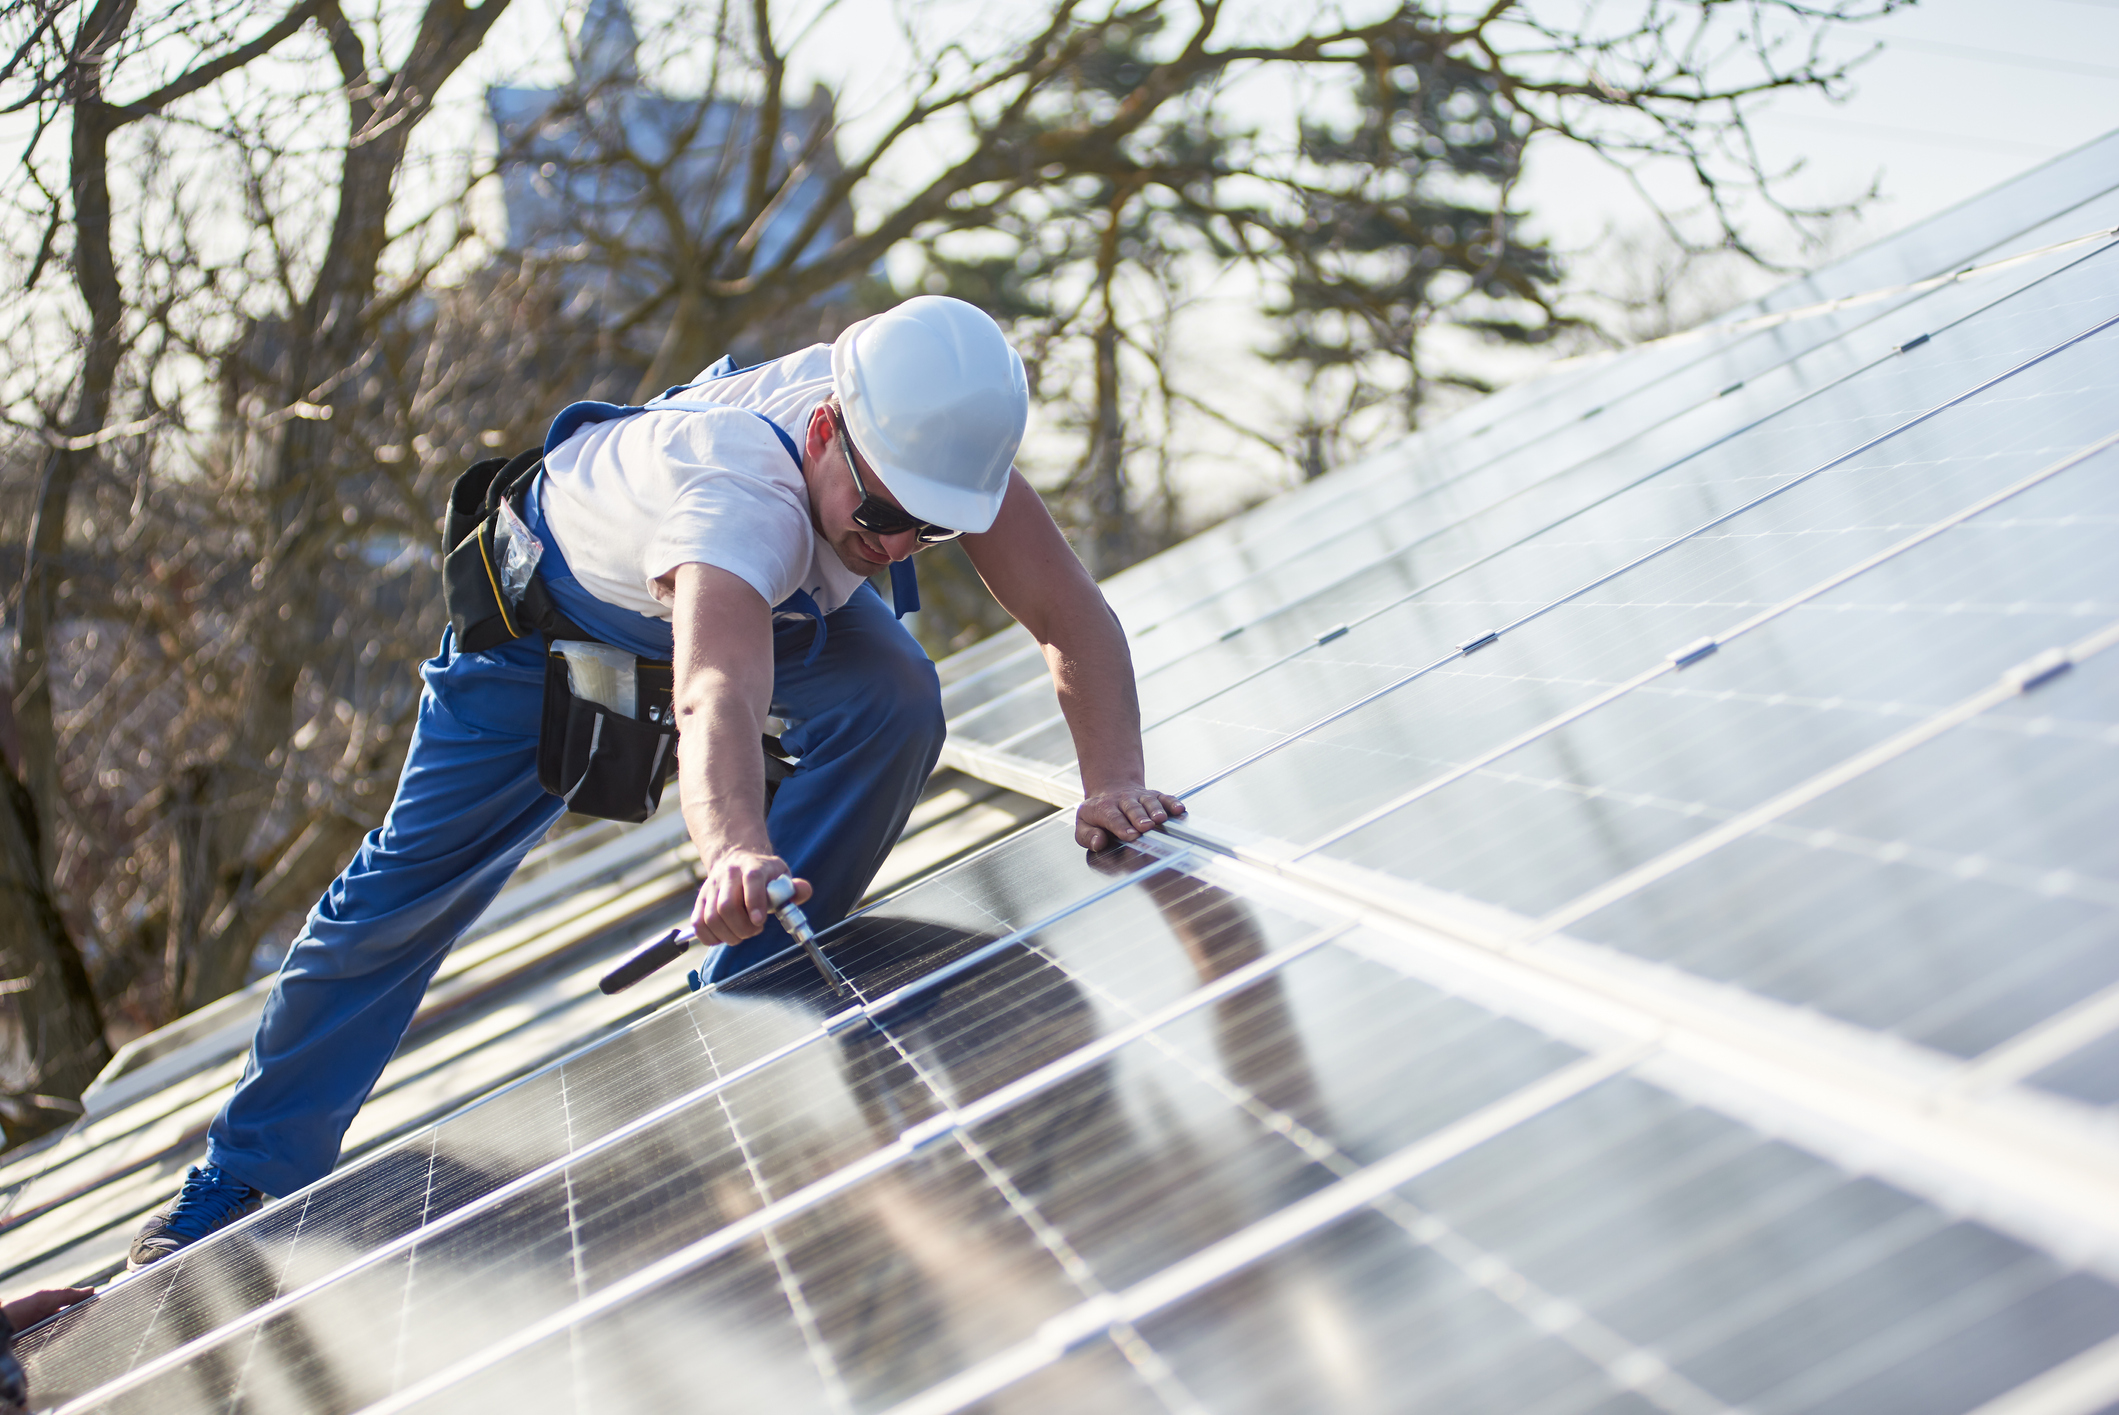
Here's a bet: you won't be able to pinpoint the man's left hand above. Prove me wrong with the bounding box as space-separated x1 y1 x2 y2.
1076 787 1186 851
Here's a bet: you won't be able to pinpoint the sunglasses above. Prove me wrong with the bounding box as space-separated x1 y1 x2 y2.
831 406 963 544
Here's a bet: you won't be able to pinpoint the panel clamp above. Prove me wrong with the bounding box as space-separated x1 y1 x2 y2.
1668 637 1719 670
1895 333 1931 354
1316 624 1351 646
824 1005 871 1035
2007 648 2073 694
1038 1296 1123 1355
1457 631 1499 654
899 1112 960 1153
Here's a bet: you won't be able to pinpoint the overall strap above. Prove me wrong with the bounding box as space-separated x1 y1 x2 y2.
619 396 920 621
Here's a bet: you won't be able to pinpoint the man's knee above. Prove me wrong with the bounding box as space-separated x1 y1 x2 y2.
805 624 943 758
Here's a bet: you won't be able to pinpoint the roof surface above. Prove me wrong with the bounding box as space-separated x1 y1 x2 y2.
5 128 2118 1414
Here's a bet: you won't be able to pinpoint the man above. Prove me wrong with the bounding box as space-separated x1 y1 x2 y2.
129 296 1185 1268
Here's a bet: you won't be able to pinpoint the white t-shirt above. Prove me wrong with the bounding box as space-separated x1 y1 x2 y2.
539 345 869 619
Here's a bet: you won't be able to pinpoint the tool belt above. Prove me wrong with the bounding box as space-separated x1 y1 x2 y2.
441 451 790 825
441 450 677 822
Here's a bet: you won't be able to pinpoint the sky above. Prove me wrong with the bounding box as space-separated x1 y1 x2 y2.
1517 0 2119 255
486 0 2119 262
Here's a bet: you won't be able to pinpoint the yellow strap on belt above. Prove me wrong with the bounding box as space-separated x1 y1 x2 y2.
477 528 519 639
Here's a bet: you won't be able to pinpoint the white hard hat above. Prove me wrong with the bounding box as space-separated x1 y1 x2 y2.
831 296 1028 535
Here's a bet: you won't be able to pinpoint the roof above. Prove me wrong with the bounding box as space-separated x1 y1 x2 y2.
5 127 2118 1413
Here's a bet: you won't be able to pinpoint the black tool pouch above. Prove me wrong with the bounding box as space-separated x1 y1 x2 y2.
537 651 679 824
442 449 587 652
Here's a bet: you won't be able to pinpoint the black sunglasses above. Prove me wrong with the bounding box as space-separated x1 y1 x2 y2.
831 406 963 544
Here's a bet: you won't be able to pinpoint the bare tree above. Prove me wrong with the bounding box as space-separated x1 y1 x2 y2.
2 0 1898 1143
3 0 509 1140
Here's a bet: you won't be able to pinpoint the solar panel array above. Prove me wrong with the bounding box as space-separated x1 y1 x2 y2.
11 130 2118 1413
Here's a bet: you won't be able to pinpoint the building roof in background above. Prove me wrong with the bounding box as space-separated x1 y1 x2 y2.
487 0 845 276
6 127 2118 1415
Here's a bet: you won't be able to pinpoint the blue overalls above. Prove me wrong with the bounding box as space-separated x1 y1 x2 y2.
205 377 945 1198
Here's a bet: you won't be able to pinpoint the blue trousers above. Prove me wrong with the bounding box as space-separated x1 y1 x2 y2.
207 583 944 1197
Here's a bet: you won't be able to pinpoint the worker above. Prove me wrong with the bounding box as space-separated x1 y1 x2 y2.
128 296 1185 1269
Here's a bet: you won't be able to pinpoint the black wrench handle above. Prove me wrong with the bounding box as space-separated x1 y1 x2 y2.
599 928 692 995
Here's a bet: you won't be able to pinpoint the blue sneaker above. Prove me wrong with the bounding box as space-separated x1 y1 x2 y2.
127 1163 265 1271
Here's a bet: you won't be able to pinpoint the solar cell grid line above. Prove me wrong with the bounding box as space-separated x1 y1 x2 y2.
688 1015 857 1415
1110 383 2119 830
869 1047 1649 1415
869 1057 1207 1413
18 841 1189 1408
955 1140 1207 1414
1289 428 2119 860
383 1131 442 1394
996 254 2119 784
551 1067 596 1415
1565 621 2119 1080
1529 618 2119 946
325 916 1356 1415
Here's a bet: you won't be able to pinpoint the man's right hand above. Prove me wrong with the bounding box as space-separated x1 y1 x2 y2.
692 848 813 946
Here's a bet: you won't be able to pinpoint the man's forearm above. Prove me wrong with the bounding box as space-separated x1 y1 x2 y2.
669 562 778 863
961 472 1184 848
1041 603 1186 848
677 690 771 859
1045 616 1149 793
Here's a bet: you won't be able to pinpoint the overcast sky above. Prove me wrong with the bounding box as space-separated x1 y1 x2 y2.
1516 0 2119 255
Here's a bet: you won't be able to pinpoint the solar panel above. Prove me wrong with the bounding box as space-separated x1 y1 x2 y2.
960 236 2119 785
15 131 2119 1415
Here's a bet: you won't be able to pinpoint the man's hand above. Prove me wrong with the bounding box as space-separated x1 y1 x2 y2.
3 1287 91 1331
1075 787 1186 851
693 847 813 946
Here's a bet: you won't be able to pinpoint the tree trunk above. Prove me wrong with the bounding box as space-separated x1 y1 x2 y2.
166 0 512 1015
1084 311 1127 577
0 0 137 1129
0 767 110 1147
